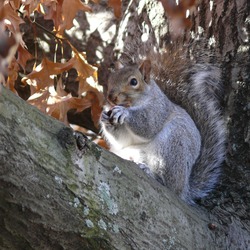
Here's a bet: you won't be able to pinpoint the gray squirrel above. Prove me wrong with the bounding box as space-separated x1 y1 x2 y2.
100 59 226 204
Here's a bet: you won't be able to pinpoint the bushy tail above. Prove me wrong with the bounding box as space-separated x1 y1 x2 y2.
182 64 226 201
141 48 226 201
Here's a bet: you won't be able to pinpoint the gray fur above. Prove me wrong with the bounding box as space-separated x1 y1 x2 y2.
100 63 225 204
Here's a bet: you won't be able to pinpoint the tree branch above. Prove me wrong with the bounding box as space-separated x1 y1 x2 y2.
0 86 223 249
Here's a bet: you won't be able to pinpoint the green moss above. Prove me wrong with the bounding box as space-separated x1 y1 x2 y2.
68 183 79 192
88 142 102 161
79 213 112 247
81 236 111 250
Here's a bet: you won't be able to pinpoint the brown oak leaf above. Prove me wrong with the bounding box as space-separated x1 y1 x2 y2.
108 0 122 18
22 57 74 92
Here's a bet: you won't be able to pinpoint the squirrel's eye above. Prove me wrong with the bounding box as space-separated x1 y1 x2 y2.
130 78 138 86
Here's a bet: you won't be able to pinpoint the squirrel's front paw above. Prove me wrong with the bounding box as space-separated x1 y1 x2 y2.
101 110 112 125
110 106 129 125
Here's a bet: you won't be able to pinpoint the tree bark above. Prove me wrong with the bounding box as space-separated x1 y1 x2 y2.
0 84 248 249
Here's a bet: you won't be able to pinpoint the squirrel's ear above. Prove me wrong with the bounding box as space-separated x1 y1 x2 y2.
139 60 151 83
115 61 124 70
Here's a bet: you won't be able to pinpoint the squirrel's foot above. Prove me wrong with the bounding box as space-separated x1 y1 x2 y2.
100 110 112 125
138 163 155 179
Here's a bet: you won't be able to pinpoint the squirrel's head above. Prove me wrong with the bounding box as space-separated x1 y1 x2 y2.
107 60 151 107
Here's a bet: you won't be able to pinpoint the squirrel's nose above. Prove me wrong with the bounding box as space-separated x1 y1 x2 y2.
108 92 117 104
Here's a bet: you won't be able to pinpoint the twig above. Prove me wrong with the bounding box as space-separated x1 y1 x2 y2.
16 9 66 42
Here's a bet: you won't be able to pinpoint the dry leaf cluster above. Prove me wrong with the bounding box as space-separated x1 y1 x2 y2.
0 0 122 132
